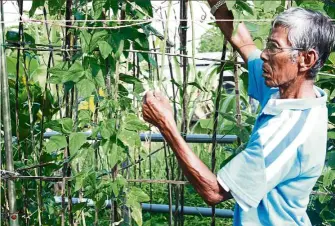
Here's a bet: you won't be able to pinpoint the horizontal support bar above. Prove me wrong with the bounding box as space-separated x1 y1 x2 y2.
141 203 233 218
53 197 233 218
43 131 237 144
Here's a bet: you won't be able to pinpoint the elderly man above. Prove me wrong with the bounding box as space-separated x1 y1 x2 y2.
142 2 335 225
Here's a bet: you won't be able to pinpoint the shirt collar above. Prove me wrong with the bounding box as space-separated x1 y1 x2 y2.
262 86 327 115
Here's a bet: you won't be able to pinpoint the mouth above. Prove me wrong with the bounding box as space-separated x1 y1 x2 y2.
262 67 270 78
262 66 268 73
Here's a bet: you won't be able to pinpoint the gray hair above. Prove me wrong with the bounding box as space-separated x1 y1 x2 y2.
272 7 335 78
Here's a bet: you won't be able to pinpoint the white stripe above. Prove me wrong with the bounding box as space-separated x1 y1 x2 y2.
266 108 319 181
263 111 302 158
257 110 290 146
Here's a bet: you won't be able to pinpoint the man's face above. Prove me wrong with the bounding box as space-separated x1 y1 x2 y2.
260 26 300 87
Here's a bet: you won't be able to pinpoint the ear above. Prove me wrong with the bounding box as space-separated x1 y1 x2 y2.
298 49 318 74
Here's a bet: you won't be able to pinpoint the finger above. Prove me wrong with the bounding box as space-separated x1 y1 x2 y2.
143 90 153 104
146 90 154 97
154 89 165 101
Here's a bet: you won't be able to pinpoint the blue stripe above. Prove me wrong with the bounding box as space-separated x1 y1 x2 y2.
264 109 311 168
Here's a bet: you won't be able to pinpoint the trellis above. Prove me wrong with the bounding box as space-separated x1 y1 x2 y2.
1 1 334 226
0 1 238 225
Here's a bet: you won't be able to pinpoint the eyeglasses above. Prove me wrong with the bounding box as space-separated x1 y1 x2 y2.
264 41 305 55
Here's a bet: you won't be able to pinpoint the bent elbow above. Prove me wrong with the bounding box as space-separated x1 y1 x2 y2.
203 193 224 206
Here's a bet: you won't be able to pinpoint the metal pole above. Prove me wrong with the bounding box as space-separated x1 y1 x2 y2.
43 132 238 144
53 197 234 219
0 1 19 225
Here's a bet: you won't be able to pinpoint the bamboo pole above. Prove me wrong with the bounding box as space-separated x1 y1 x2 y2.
210 39 228 226
179 0 188 224
14 1 29 224
233 50 242 148
0 1 19 225
61 0 74 225
163 142 173 226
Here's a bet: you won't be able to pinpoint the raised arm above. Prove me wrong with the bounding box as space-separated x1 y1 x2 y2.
207 0 257 62
142 91 232 205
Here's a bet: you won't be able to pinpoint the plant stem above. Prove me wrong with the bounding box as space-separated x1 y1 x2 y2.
158 1 172 89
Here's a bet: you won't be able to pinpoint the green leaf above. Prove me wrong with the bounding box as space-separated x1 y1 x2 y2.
100 127 111 140
110 0 119 15
119 73 141 84
6 57 24 80
93 0 107 19
328 130 335 139
134 0 153 17
110 34 124 60
124 114 149 131
318 187 332 204
29 0 46 17
78 110 91 127
45 135 67 153
129 187 150 203
226 0 236 10
219 95 236 114
63 62 85 83
328 151 335 169
72 203 86 212
329 52 335 65
131 207 143 226
263 1 281 13
77 79 96 98
69 133 87 154
94 192 107 209
323 168 335 187
134 82 145 94
90 30 109 52
236 0 254 15
61 118 73 134
47 74 63 84
80 30 92 53
188 81 207 92
118 130 141 148
98 41 113 59
45 120 62 133
199 119 214 130
49 0 66 16
93 70 106 89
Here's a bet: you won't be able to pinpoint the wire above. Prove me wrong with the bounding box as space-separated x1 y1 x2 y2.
3 44 246 64
0 18 288 24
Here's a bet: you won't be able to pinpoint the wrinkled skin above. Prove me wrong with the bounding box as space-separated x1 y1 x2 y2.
261 26 300 87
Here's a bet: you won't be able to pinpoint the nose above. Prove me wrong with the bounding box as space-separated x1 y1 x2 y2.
260 49 269 61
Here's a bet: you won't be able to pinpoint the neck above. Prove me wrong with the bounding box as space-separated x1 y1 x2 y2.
279 76 315 99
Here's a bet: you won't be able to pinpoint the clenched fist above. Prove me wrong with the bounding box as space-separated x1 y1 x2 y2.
142 90 175 130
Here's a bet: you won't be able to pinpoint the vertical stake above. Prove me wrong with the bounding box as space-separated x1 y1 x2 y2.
211 39 228 226
179 0 188 225
0 1 19 225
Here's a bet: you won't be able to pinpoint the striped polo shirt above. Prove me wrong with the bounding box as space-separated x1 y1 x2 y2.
217 50 328 225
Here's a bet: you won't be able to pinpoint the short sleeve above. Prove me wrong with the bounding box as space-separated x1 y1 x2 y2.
248 49 271 106
217 130 299 209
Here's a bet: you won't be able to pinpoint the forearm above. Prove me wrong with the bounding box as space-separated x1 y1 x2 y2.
207 0 256 62
159 121 230 205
